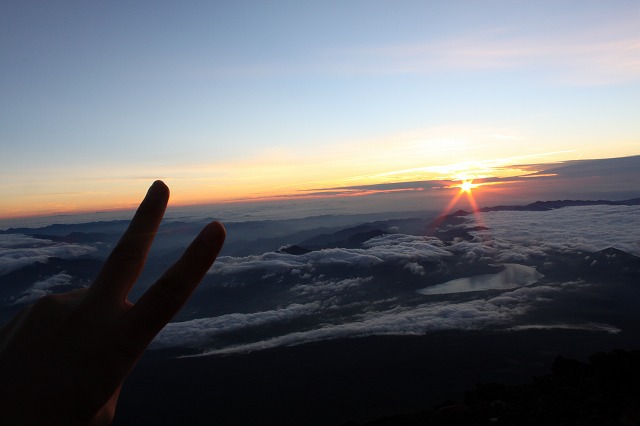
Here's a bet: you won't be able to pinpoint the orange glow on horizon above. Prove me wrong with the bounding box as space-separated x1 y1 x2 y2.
0 151 597 221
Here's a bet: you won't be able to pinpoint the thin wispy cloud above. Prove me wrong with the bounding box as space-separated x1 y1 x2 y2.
183 281 591 356
10 273 74 305
344 32 639 85
197 28 640 86
151 302 322 349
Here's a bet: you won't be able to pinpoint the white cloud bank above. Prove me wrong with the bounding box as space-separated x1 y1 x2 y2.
469 205 640 257
154 204 637 355
0 234 97 276
210 234 451 277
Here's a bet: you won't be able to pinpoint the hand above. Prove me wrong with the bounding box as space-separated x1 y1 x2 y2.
0 181 226 425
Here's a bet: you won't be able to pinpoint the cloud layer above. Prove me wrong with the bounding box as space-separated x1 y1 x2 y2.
210 234 451 277
151 204 639 355
468 205 640 257
2 203 635 357
167 281 593 356
0 234 97 276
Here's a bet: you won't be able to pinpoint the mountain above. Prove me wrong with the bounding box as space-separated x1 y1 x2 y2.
478 198 640 213
299 225 387 250
355 349 640 425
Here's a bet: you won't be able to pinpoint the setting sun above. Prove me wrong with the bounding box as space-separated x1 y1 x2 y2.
458 180 480 193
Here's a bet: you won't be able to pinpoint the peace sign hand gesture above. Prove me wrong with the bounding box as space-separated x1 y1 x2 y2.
0 181 226 425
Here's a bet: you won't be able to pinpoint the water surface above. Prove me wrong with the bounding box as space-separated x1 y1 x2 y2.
417 264 543 295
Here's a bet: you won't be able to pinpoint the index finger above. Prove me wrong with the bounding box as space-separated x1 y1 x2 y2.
120 221 226 350
87 180 170 305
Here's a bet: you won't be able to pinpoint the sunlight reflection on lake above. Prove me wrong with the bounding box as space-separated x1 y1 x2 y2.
417 264 543 295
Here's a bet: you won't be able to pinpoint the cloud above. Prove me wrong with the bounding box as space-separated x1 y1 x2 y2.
343 25 640 85
160 280 588 356
151 302 321 349
190 286 519 355
209 26 640 86
290 277 372 298
210 234 452 278
313 176 516 194
403 262 425 276
0 234 97 276
467 205 640 257
211 252 306 276
310 180 445 193
536 155 640 179
160 203 637 355
446 239 498 264
10 273 74 304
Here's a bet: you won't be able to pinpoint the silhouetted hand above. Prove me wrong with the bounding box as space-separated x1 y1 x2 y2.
0 181 226 425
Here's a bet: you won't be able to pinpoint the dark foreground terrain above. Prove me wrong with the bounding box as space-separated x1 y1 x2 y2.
114 327 640 426
355 350 640 425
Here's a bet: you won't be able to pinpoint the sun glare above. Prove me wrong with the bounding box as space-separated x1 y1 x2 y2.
458 179 481 194
460 180 474 193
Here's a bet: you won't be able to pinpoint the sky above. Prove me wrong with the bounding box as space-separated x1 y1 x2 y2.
2 0 640 219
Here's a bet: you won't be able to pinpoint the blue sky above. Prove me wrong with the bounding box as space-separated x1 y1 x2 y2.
2 0 639 218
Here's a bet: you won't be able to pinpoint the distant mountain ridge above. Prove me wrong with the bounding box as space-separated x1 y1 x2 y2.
433 198 640 222
354 348 640 425
479 198 640 213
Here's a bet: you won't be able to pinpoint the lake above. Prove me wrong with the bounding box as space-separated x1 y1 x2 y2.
417 263 543 295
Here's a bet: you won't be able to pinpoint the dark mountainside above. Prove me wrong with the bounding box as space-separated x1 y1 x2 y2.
0 256 102 323
115 330 640 426
351 349 640 425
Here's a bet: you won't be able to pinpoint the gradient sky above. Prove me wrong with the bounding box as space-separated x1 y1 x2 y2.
2 0 640 219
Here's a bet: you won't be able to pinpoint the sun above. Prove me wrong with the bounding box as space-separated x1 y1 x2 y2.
431 177 484 232
460 180 474 193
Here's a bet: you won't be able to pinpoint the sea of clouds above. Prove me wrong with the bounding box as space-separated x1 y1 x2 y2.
474 205 640 257
0 233 96 276
1 204 638 355
151 205 639 355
